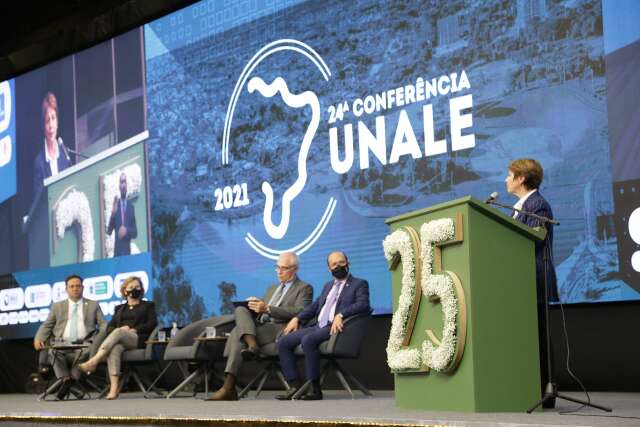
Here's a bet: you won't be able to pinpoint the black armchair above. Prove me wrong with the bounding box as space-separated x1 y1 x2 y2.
145 316 234 399
238 342 290 398
292 310 373 399
115 326 161 395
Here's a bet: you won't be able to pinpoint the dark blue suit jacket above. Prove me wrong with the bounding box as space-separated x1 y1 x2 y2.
33 148 71 195
297 274 370 325
106 199 138 256
515 191 559 302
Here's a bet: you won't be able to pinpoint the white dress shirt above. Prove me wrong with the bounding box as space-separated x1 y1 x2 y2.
44 139 60 176
512 189 537 219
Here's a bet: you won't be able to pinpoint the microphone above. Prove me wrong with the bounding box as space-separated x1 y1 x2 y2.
57 137 71 163
57 137 89 161
484 191 498 204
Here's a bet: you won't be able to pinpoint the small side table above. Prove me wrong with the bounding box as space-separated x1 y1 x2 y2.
142 340 171 398
193 336 228 398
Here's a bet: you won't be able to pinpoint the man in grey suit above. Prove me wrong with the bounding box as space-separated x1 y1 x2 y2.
34 275 107 398
206 252 313 401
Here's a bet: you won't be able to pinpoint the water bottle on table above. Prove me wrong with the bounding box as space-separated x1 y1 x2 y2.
170 322 179 340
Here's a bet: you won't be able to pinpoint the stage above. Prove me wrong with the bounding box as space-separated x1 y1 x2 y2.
0 391 638 426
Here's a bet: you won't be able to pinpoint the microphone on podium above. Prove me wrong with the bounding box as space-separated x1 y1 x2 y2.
57 137 71 162
57 137 89 161
484 191 498 204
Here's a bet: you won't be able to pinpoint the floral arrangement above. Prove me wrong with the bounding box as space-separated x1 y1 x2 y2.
383 228 422 370
54 189 95 262
419 218 458 372
383 218 460 372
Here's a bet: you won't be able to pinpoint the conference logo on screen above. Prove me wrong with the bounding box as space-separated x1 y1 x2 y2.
0 79 17 203
222 39 475 260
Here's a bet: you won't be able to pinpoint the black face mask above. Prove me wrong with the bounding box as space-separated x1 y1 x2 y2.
331 265 349 280
127 288 142 299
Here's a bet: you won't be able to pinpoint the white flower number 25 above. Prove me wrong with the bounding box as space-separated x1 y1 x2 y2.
383 215 467 373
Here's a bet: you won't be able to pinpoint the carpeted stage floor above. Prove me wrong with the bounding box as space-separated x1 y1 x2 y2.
0 391 639 426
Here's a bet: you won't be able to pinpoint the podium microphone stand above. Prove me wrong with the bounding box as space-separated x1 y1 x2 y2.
487 199 612 413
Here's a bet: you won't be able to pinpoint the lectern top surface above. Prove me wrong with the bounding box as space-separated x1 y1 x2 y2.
385 196 546 242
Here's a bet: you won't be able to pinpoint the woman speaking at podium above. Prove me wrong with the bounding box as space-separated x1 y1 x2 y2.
505 158 559 302
505 158 559 408
33 92 71 195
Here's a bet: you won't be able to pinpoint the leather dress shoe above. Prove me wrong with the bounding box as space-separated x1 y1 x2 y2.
299 389 323 400
205 387 238 401
68 385 85 400
240 347 260 361
275 387 299 400
55 379 72 400
542 397 556 409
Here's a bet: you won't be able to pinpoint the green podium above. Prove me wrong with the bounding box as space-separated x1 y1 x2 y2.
384 196 545 412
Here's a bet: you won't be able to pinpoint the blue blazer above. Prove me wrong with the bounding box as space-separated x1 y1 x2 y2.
297 274 370 325
33 148 71 195
106 199 138 256
515 191 559 302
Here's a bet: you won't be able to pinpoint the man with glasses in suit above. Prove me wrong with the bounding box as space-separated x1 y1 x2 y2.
33 275 107 399
206 251 313 401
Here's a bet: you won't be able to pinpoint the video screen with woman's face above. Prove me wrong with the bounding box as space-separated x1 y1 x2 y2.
3 28 149 273
0 28 152 338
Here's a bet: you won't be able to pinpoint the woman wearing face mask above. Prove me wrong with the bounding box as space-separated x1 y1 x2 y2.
79 276 157 399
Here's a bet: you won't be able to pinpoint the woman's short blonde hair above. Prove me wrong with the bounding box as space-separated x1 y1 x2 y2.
508 158 543 190
41 92 58 124
120 276 144 298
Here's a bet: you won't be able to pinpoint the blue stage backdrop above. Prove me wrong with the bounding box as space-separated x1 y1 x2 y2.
1 0 640 337
144 0 639 324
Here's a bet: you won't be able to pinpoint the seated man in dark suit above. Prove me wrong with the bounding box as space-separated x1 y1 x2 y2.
106 173 137 257
276 251 370 400
33 275 107 399
206 251 313 401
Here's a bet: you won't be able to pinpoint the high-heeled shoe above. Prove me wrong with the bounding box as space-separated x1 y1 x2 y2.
105 392 119 400
78 362 94 375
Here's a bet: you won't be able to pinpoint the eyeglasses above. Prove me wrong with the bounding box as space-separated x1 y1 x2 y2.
275 265 297 272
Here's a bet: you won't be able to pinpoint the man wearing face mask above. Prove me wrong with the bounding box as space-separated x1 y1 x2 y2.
276 251 370 400
106 173 138 257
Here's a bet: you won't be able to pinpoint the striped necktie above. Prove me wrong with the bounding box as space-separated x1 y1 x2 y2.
318 281 343 327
